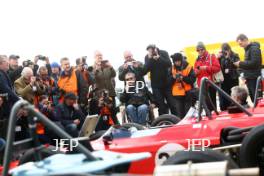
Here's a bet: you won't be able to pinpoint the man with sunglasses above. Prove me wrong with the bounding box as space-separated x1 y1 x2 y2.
194 42 221 111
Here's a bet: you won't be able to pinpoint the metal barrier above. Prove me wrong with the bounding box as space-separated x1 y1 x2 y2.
197 78 252 122
2 100 97 176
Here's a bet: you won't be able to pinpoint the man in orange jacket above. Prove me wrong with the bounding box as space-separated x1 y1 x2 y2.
58 57 88 109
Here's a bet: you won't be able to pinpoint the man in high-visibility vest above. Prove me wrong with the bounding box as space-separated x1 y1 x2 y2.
170 53 196 118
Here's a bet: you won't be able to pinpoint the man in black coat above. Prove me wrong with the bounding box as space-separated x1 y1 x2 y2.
118 51 146 82
0 55 20 164
234 34 262 102
0 55 20 115
7 55 23 84
144 44 177 116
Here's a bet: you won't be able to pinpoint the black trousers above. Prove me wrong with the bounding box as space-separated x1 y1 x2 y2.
152 87 177 116
246 78 262 103
220 78 239 111
174 96 186 119
206 85 217 112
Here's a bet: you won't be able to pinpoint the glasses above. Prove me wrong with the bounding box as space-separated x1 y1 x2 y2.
196 49 204 52
125 77 134 81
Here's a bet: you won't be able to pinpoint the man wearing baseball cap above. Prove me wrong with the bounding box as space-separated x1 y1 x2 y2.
7 54 23 84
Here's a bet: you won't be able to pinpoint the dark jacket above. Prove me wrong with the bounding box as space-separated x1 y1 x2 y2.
0 70 20 118
7 66 23 84
118 60 146 82
144 49 172 88
54 103 85 126
120 82 156 106
94 66 116 97
220 53 240 80
239 42 262 79
169 60 196 88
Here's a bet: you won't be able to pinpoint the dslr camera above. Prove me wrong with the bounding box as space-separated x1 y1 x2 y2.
22 60 34 67
175 73 182 81
38 55 47 61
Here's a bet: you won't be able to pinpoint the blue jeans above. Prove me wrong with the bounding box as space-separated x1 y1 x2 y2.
126 104 149 125
65 124 79 137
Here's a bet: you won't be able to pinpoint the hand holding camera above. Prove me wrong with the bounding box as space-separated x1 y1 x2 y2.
173 73 183 82
30 76 36 86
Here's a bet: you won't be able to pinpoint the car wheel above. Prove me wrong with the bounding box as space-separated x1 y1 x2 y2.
162 149 237 169
239 124 264 169
151 114 181 127
19 145 62 165
121 123 146 130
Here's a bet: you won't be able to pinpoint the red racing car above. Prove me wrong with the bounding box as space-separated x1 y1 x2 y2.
91 77 264 175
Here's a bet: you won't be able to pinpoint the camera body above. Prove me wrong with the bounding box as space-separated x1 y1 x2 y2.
38 55 46 61
101 60 109 68
22 60 34 67
222 51 228 57
175 73 182 81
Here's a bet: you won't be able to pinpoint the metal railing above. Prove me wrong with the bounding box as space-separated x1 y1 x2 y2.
2 100 97 176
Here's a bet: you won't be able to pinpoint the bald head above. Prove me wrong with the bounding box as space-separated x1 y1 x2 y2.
124 51 133 61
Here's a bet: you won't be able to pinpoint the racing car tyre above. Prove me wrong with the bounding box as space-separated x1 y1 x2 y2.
162 149 238 169
19 145 62 165
89 130 107 141
121 123 146 130
151 114 181 127
239 124 264 168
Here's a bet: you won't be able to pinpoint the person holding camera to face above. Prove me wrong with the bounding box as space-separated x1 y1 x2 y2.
33 55 52 76
14 67 44 104
33 66 60 107
144 44 177 116
218 43 240 110
75 57 95 114
169 53 196 118
93 51 117 107
118 51 146 82
89 89 117 131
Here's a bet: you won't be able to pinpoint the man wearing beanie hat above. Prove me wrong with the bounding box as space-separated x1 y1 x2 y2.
194 42 221 111
170 53 196 118
51 62 61 83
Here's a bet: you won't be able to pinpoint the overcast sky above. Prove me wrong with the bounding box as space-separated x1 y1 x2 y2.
0 0 263 67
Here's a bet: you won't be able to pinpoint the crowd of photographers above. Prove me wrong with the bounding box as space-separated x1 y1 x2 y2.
0 34 263 148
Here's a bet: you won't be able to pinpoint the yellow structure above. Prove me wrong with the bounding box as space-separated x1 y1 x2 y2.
183 38 264 66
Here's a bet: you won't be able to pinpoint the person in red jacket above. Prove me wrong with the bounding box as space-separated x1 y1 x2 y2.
194 42 221 111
